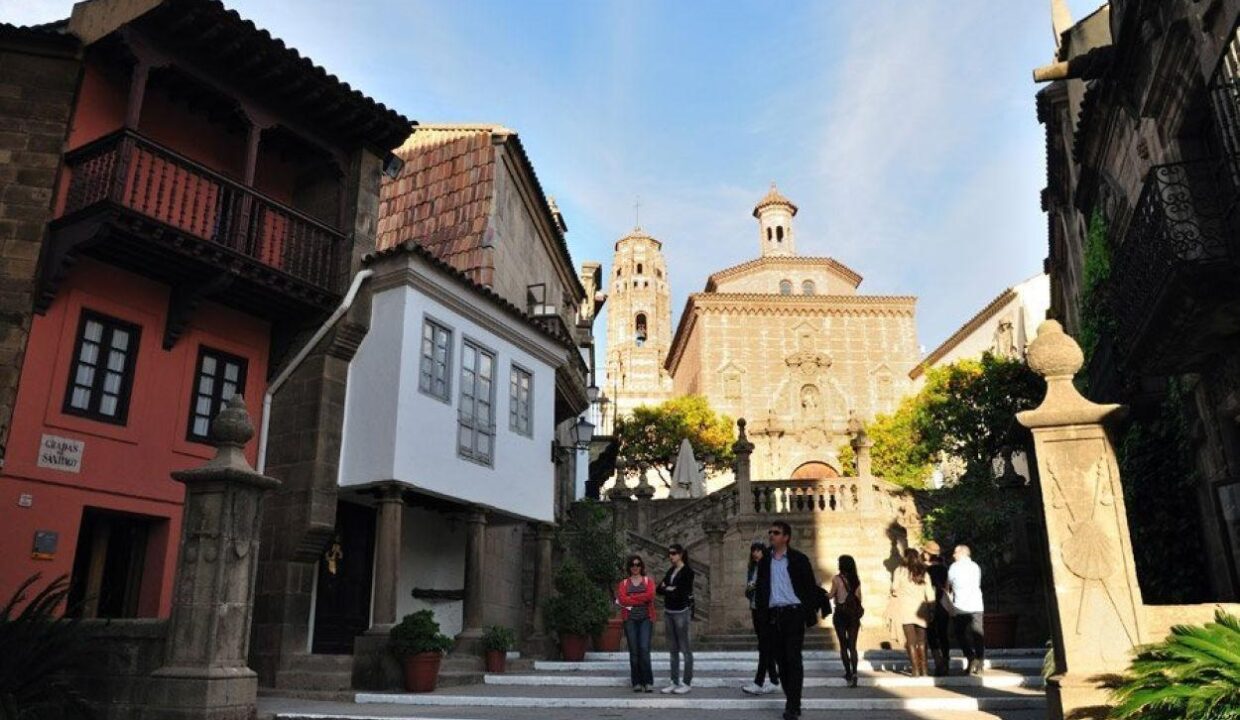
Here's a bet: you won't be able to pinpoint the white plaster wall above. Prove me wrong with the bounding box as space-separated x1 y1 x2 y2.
340 281 558 522
396 506 465 636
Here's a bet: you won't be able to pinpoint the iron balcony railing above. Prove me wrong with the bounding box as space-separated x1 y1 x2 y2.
1108 156 1240 359
61 129 347 292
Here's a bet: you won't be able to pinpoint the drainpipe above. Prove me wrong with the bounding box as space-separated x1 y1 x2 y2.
257 269 373 474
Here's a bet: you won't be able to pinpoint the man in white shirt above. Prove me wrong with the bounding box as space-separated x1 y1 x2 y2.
947 544 985 676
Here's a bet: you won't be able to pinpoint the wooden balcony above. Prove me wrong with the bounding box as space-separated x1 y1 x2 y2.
38 130 348 339
1108 157 1240 374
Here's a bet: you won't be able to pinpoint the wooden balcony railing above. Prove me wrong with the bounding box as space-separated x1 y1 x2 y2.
61 130 346 292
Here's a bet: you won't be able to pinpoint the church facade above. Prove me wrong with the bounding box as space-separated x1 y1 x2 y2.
612 185 920 481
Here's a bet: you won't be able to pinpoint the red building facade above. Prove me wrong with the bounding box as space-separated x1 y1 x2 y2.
0 0 410 623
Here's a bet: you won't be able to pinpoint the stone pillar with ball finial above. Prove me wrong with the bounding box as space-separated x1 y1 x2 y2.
144 395 279 720
734 418 754 517
1017 320 1144 720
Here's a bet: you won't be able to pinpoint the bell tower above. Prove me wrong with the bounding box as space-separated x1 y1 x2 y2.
605 227 673 424
754 183 798 257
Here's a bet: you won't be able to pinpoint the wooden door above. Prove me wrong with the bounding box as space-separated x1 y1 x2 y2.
312 501 376 655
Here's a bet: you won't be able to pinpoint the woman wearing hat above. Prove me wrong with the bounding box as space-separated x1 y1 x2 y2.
923 541 951 677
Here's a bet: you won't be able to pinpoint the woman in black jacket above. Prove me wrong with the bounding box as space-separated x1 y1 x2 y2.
656 543 695 694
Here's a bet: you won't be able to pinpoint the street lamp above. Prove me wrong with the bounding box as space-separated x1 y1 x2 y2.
552 415 597 462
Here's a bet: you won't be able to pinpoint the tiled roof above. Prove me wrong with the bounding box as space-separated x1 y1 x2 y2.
133 0 413 150
753 183 798 217
909 287 1018 380
378 130 498 287
705 255 863 290
377 124 585 297
364 240 575 351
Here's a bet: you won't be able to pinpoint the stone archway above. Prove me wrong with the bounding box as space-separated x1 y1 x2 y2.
790 461 839 480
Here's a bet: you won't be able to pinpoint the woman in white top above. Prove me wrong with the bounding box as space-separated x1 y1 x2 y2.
890 548 935 677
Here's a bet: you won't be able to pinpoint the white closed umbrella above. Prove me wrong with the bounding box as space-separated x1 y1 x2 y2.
670 438 704 499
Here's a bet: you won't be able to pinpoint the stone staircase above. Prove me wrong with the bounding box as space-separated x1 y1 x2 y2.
259 647 1048 719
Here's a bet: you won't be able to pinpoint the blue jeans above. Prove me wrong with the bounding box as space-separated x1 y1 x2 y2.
623 618 654 686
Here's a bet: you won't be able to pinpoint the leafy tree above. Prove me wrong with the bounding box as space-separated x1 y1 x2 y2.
838 353 1043 489
560 500 625 590
1108 609 1240 720
915 353 1044 481
614 394 735 487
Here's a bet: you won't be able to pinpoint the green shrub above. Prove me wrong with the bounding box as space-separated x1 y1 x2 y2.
0 574 97 720
543 559 610 637
481 625 515 652
388 610 453 659
1109 610 1240 719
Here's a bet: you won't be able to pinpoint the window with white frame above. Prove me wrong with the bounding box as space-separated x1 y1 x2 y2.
419 318 452 401
458 340 496 464
509 365 533 437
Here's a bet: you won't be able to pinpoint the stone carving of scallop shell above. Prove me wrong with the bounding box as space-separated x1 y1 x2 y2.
1061 520 1115 580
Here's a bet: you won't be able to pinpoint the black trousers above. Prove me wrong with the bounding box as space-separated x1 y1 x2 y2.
953 611 985 662
751 608 780 686
769 605 806 715
927 608 951 657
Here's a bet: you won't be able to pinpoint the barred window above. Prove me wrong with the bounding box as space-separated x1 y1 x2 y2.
509 365 533 437
63 310 140 424
419 318 452 401
458 340 496 465
187 347 247 441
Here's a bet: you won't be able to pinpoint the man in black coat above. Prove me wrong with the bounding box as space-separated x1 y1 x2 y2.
756 520 821 720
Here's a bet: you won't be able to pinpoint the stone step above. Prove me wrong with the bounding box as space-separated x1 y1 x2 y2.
351 683 1047 712
485 670 1044 689
274 654 355 692
585 648 1044 661
534 657 1042 673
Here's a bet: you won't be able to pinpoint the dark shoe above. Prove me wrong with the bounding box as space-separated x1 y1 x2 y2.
782 711 800 720
849 674 859 688
969 659 983 676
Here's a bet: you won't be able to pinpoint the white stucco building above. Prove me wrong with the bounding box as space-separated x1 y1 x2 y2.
330 242 575 641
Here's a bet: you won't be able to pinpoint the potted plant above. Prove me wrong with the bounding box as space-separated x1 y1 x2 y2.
544 558 610 661
561 500 626 651
482 625 515 673
389 610 453 692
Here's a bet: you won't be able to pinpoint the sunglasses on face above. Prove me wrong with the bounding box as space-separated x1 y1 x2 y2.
630 562 643 568
768 530 783 536
668 550 680 556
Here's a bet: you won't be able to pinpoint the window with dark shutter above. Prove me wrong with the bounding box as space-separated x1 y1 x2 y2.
63 310 140 425
187 347 247 442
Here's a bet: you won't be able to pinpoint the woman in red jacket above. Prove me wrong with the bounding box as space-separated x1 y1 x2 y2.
617 553 657 692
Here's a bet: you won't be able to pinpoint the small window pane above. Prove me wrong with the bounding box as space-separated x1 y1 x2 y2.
193 417 210 437
99 394 118 416
107 350 126 372
196 397 212 415
111 329 128 351
76 365 95 387
199 376 214 395
70 387 91 409
84 320 103 342
223 363 239 382
79 342 99 365
103 372 121 394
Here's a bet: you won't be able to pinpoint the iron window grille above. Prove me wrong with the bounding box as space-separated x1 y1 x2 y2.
458 340 496 465
63 310 140 425
419 318 453 402
187 347 247 442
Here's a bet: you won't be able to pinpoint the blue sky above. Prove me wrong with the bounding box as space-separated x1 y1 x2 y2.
5 0 1096 357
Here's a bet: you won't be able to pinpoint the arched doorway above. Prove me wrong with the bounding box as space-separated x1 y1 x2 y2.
791 461 839 480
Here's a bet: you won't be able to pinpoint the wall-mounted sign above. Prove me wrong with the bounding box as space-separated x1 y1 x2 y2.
32 530 58 560
36 434 83 473
17 493 32 508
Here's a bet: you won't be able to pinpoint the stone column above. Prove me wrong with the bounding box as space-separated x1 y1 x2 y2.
734 419 755 517
370 482 405 628
457 509 489 650
527 522 555 655
145 396 279 720
1017 320 1144 720
352 482 405 690
704 517 728 636
851 430 873 478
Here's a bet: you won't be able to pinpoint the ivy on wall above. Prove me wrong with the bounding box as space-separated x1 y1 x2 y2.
1117 378 1213 603
1077 208 1114 368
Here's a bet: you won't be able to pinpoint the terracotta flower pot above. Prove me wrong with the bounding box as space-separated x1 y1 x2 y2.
592 617 624 652
559 633 588 661
984 612 1020 649
484 649 507 673
401 651 443 692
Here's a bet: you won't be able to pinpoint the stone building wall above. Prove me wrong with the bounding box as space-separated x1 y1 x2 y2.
710 262 858 296
0 30 80 462
672 296 918 478
604 229 673 418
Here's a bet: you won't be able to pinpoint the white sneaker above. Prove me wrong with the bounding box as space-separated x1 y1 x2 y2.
660 683 679 694
673 683 691 694
759 682 780 694
741 682 763 695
